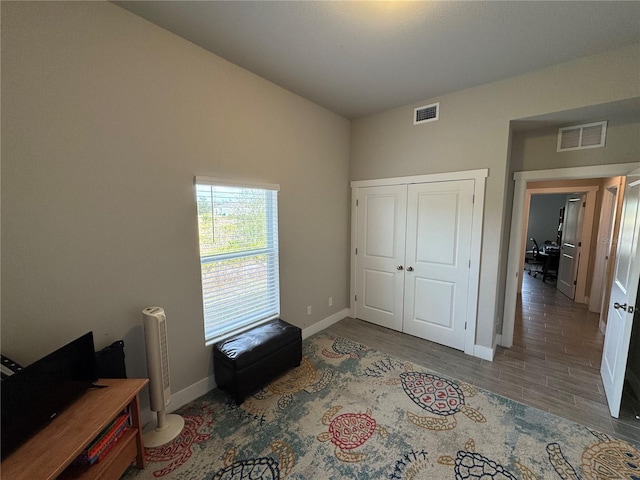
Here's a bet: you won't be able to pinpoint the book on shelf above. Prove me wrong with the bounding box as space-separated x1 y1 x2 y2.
73 412 130 465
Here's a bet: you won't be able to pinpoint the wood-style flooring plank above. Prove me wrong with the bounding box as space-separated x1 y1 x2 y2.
325 273 640 446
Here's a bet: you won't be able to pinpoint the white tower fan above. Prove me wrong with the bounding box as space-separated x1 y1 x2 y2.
142 306 184 448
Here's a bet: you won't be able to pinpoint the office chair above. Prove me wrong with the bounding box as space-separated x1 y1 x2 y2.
524 238 544 277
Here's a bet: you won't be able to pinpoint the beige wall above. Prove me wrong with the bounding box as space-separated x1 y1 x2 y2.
511 117 640 172
526 194 566 247
351 44 640 348
1 1 350 396
3 1 639 396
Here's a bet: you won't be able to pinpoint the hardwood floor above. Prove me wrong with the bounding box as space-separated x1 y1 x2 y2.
327 273 640 446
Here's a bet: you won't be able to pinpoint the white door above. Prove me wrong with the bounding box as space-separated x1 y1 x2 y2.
557 194 586 299
354 185 407 331
601 177 640 418
402 180 474 350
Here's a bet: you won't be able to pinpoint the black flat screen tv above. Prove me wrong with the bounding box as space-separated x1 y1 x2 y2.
1 331 98 459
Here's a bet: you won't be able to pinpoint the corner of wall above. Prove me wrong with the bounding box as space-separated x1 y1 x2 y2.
301 308 350 340
473 332 501 362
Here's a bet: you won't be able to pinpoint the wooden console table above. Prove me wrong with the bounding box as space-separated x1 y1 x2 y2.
1 378 148 480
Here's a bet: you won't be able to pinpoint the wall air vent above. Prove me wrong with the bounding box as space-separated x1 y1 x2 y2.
414 102 439 125
557 121 607 152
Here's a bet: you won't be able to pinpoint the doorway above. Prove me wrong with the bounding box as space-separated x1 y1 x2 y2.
503 164 637 348
515 183 599 305
353 180 475 350
350 169 488 357
523 193 565 285
503 163 640 419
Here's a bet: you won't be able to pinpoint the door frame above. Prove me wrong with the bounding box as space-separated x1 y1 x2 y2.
597 178 626 332
350 168 488 357
502 163 640 348
519 186 598 302
590 184 617 311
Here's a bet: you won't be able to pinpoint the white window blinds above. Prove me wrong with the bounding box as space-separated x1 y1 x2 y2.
195 177 280 344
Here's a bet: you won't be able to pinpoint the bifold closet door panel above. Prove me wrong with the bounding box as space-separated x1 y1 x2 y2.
354 185 407 331
402 180 474 350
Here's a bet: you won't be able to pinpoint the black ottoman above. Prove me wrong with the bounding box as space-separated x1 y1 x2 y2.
213 318 302 404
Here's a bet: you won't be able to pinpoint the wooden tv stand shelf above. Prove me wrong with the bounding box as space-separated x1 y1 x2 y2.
1 378 148 480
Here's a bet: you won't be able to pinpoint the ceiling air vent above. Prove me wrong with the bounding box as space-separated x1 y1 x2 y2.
557 121 607 152
414 102 439 125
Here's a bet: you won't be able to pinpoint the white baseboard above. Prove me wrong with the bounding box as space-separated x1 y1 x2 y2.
142 309 350 427
474 345 494 361
169 374 217 412
301 308 350 339
142 374 217 427
474 336 497 361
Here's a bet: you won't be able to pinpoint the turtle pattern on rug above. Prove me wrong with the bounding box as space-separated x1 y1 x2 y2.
209 441 295 480
316 405 388 462
143 413 212 477
123 332 640 479
400 372 486 431
321 336 370 360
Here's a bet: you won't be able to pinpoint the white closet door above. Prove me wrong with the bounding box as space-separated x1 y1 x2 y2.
402 180 474 350
355 185 407 331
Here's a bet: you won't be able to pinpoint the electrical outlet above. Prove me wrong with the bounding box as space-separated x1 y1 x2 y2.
328 297 333 307
307 305 312 315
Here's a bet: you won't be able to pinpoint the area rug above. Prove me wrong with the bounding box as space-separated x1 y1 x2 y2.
123 332 640 479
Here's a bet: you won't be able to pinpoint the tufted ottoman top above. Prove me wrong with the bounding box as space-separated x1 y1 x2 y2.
213 318 301 370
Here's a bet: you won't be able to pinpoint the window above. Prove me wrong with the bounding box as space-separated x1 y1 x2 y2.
195 177 280 344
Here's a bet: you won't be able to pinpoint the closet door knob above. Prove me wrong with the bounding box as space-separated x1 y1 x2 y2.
406 266 414 272
397 265 404 270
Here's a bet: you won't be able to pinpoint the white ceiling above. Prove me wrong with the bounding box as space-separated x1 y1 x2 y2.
115 1 640 120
